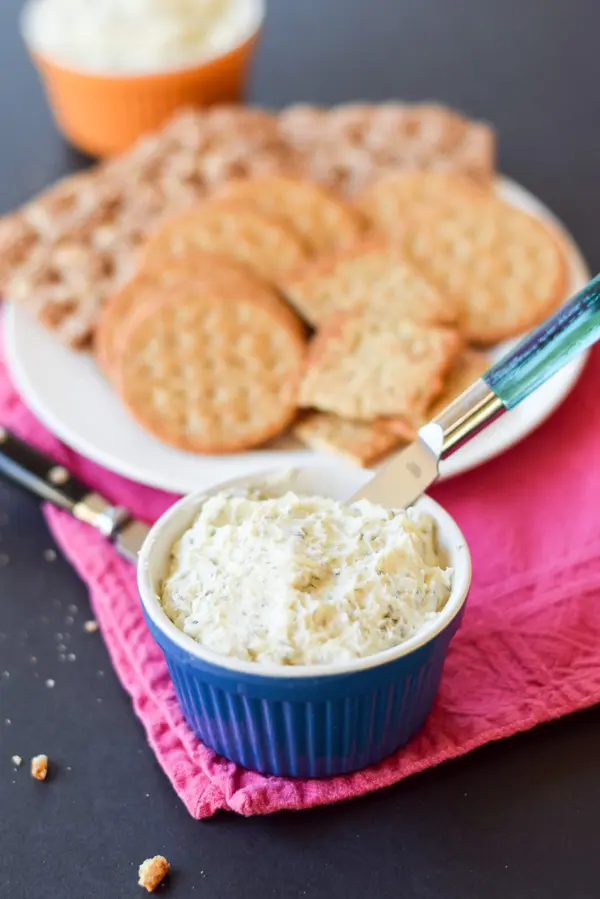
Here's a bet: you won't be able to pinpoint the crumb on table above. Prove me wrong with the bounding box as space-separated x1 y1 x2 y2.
11 755 22 767
84 620 99 633
138 856 170 892
31 754 48 781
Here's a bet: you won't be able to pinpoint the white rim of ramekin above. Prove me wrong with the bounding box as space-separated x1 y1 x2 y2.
138 467 472 679
20 0 265 79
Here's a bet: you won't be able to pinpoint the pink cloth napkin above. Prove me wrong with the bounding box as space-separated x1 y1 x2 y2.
3 322 600 818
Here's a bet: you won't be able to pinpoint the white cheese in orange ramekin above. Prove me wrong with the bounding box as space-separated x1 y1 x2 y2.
22 0 261 73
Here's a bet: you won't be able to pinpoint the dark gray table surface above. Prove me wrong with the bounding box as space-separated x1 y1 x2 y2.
1 1 600 897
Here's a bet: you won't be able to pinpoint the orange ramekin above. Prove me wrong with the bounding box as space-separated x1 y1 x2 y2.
21 3 264 158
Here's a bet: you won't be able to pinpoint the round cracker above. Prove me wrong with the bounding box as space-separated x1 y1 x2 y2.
142 200 309 283
96 274 177 379
400 198 568 343
96 253 305 380
281 239 458 327
215 176 365 253
357 170 491 232
115 289 305 454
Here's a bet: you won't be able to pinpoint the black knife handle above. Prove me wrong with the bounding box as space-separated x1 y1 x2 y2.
0 426 89 511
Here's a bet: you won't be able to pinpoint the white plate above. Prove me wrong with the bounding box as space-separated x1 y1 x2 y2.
3 176 591 495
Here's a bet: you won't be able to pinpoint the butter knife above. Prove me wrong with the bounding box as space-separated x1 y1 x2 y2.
0 427 149 563
353 272 600 508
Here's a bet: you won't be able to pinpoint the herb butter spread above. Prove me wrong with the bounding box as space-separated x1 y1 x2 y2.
160 490 453 666
23 0 260 74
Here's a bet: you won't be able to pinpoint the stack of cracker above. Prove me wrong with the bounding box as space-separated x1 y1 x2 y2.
0 103 495 348
96 178 365 454
94 169 565 462
285 170 566 463
0 103 569 466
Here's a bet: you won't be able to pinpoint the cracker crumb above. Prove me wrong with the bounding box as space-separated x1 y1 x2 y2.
45 679 55 688
84 620 99 633
138 856 170 892
43 549 57 562
4 719 11 726
67 653 76 662
11 755 22 767
31 754 48 780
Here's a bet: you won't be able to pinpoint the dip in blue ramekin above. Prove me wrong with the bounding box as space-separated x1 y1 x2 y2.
138 466 471 778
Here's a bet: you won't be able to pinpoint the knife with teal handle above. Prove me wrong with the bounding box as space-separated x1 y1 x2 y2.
483 271 600 408
352 273 600 508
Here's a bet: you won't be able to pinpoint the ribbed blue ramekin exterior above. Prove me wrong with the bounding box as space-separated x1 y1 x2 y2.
145 607 465 778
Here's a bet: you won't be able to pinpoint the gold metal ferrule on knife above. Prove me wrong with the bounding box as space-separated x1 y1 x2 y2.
427 380 505 459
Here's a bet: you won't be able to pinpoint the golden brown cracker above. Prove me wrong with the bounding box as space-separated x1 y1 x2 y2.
115 289 305 454
280 103 496 194
400 197 568 343
379 349 491 433
142 200 309 283
282 240 458 327
216 176 365 253
293 412 403 466
96 253 305 379
357 170 490 233
299 310 462 423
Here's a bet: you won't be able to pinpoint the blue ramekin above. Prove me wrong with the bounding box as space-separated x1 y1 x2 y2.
138 466 471 778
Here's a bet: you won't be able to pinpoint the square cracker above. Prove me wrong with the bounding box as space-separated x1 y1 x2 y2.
381 348 491 434
300 309 462 423
293 413 403 466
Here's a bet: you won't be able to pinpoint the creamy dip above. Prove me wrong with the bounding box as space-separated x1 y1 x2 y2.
160 489 453 666
22 0 261 73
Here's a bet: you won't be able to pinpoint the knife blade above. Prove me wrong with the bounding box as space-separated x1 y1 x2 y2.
350 428 442 508
350 381 505 508
0 427 149 563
